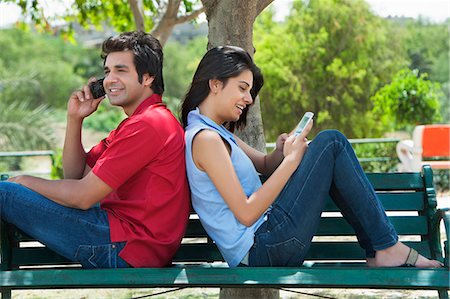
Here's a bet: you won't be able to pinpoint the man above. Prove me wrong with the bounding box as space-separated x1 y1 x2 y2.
1 31 190 268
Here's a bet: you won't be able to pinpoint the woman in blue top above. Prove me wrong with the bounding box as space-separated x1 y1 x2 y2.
181 46 442 268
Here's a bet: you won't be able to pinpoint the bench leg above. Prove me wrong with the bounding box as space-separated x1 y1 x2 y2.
1 288 11 299
438 289 449 299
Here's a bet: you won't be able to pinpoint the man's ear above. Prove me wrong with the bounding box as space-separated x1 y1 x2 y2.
142 74 155 87
208 79 223 94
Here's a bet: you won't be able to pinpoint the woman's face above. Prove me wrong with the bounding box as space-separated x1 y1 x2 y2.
215 69 254 123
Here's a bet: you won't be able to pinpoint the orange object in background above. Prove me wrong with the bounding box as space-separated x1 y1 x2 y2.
422 125 450 158
397 124 450 172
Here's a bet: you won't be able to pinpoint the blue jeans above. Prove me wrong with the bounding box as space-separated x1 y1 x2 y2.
0 182 129 268
248 130 398 266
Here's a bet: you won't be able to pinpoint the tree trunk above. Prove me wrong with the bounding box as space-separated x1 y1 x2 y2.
201 0 272 152
201 1 277 298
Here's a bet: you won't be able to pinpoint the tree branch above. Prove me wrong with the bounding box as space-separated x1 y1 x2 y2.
128 0 146 31
175 7 205 24
256 0 274 16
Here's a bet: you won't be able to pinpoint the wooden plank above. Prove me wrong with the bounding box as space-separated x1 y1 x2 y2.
324 192 425 212
0 267 448 289
316 216 428 236
305 241 432 260
367 172 424 190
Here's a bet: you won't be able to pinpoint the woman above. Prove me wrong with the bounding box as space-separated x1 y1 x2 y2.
181 46 442 268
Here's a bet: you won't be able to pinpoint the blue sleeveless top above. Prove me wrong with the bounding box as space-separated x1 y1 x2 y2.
185 108 266 267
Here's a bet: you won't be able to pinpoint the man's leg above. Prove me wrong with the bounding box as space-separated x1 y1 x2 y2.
0 181 128 268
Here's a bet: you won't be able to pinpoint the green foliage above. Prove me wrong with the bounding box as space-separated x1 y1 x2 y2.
163 36 207 100
83 101 125 132
371 69 442 133
254 0 408 140
3 0 201 38
50 148 64 179
353 142 398 173
0 28 95 109
386 18 450 124
433 169 449 193
0 100 55 151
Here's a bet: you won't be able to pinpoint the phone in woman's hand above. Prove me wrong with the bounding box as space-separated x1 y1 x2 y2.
294 112 314 136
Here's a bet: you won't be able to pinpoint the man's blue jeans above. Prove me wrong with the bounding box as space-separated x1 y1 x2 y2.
0 182 129 268
249 130 398 266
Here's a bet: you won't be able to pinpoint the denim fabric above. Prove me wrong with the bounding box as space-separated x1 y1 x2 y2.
0 182 129 268
248 130 398 267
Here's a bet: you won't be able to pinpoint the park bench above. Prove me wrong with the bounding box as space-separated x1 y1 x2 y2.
0 165 449 298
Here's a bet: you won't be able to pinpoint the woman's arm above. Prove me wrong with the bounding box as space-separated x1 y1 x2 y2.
192 129 308 227
235 134 287 176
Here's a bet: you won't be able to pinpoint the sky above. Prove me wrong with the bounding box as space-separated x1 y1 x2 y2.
1 0 449 28
271 0 449 22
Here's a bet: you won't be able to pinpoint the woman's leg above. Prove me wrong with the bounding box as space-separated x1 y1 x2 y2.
250 130 440 267
0 182 129 268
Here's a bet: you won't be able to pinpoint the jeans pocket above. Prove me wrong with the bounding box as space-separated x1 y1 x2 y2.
75 242 126 269
265 237 305 266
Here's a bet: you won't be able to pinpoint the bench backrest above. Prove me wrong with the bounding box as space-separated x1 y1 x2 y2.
1 166 442 269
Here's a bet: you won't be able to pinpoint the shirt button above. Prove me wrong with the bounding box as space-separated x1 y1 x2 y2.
112 244 116 249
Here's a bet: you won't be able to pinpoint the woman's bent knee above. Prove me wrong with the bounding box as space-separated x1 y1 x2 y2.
314 130 348 145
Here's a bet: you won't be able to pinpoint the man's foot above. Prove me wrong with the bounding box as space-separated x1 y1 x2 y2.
367 242 443 268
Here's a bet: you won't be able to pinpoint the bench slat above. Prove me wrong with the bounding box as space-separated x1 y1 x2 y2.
306 241 432 260
317 216 428 235
366 172 424 190
0 267 448 289
12 240 433 266
324 192 425 212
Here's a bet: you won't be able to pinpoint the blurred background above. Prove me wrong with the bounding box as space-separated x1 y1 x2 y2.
0 0 448 192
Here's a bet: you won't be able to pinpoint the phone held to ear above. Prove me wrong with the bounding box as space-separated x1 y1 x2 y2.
89 78 106 99
294 112 314 136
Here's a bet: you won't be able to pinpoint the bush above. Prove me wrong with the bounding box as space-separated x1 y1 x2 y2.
352 141 448 192
83 102 125 133
371 68 442 133
352 142 398 173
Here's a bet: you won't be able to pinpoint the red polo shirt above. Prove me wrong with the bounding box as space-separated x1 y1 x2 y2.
86 94 190 267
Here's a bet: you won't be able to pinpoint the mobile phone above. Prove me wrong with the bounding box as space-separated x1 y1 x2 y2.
89 78 106 99
294 112 314 136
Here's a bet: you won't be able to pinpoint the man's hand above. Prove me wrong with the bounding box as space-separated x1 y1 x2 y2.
274 133 289 155
67 78 105 120
7 175 31 187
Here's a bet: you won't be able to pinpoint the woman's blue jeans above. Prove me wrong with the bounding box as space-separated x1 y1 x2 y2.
0 182 129 268
248 130 398 266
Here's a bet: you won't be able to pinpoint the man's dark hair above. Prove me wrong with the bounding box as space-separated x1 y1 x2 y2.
181 46 264 131
101 31 164 95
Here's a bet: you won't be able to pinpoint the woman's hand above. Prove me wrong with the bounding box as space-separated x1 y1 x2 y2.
283 120 313 166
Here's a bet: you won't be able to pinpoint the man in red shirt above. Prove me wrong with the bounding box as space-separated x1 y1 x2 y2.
3 31 190 268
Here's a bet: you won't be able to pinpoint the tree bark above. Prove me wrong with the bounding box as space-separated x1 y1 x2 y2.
201 0 273 151
201 1 277 298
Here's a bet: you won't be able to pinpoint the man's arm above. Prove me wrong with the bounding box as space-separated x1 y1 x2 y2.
62 80 105 179
9 172 112 210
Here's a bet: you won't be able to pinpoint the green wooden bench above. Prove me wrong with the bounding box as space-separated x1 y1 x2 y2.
0 165 449 298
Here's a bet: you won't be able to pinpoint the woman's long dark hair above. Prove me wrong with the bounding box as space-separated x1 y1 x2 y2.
181 46 264 131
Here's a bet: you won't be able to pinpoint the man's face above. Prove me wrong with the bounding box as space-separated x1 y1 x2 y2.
103 51 153 115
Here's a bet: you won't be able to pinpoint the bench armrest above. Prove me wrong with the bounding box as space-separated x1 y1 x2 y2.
431 208 450 267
